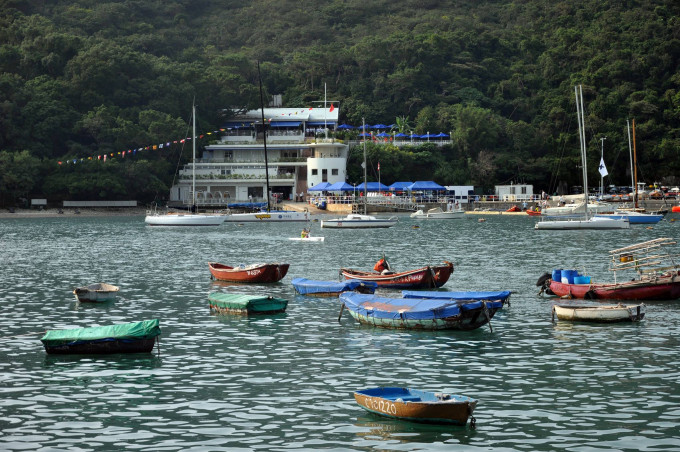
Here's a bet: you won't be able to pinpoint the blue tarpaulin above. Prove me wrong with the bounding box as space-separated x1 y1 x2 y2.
357 182 389 192
388 182 414 191
402 290 511 302
292 278 377 295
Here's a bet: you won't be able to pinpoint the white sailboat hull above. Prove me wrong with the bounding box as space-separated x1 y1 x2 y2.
223 210 310 222
321 214 397 229
145 213 225 226
411 208 465 219
535 216 629 230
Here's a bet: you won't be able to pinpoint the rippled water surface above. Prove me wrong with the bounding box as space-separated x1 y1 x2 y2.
1 214 679 451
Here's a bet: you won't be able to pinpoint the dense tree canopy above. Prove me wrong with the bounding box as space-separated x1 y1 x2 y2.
0 0 679 205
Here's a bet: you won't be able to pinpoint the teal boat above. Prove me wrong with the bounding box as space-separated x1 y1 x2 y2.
40 319 161 355
208 293 288 315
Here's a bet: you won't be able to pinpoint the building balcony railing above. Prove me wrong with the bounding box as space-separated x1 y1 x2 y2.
178 173 295 181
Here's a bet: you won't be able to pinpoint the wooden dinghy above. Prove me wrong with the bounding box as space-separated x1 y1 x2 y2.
339 293 504 330
40 319 161 355
353 387 477 426
73 283 119 302
208 293 288 315
552 303 645 323
291 278 377 297
340 261 454 290
208 262 289 283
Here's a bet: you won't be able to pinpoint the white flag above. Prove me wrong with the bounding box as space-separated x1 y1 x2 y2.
598 156 608 177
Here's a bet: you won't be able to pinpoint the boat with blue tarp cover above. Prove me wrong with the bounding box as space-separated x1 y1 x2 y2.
40 319 161 355
338 293 504 330
402 290 511 304
353 387 477 426
291 278 377 297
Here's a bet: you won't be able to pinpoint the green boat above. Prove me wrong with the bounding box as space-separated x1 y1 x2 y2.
40 319 161 355
208 293 288 315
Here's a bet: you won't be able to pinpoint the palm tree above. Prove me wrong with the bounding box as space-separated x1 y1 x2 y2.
393 116 411 134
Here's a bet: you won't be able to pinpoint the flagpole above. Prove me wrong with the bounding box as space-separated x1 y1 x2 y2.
324 83 328 139
600 136 606 197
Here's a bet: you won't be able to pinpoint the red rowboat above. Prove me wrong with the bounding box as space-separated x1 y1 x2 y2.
526 209 542 216
538 238 680 301
208 262 289 283
546 277 680 300
340 261 453 289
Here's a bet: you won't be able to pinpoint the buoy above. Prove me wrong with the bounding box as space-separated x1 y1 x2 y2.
646 226 653 230
671 218 676 222
478 218 486 222
412 225 420 229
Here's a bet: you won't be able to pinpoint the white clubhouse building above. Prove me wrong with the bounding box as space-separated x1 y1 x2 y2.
168 106 347 206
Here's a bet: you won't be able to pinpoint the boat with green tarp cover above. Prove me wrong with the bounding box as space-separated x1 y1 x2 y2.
40 319 161 355
208 293 288 315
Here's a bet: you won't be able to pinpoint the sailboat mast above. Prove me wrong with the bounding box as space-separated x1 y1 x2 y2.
632 118 638 209
627 120 635 207
575 85 588 219
257 61 271 213
192 103 196 211
362 117 367 215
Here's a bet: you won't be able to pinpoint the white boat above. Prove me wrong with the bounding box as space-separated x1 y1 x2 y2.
320 118 397 229
145 105 225 227
410 207 465 219
542 200 613 216
288 235 325 242
536 86 629 231
73 283 119 303
224 210 309 222
552 303 645 323
321 214 397 229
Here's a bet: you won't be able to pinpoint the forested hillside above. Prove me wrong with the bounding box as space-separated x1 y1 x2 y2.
1 0 679 205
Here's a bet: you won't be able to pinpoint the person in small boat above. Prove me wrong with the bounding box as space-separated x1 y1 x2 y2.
301 228 310 239
373 255 392 274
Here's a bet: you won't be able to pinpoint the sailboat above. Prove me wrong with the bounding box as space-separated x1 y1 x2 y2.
145 105 226 227
594 119 663 224
320 119 397 229
223 63 309 223
535 86 629 230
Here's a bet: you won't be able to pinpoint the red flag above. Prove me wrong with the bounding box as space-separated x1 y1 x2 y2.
329 104 335 112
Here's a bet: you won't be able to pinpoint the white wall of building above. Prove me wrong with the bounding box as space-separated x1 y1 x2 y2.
495 184 534 201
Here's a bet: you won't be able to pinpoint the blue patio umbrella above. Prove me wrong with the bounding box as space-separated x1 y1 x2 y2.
394 133 409 138
308 182 331 191
435 132 450 137
359 132 372 137
370 124 389 129
376 132 391 137
336 124 355 129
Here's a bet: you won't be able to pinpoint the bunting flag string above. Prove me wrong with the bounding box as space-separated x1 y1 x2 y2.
57 106 332 166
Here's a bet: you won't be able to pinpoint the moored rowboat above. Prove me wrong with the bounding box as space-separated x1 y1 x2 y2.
208 262 289 283
291 278 377 297
40 319 161 355
73 283 119 303
353 387 477 425
552 303 645 322
208 293 288 315
339 293 503 330
340 261 454 289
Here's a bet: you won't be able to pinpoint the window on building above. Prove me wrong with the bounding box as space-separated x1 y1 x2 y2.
510 187 516 194
322 169 328 182
311 169 318 176
521 186 527 194
331 169 338 176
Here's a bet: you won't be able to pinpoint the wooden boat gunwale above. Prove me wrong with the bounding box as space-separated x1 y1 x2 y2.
340 261 454 289
208 262 290 283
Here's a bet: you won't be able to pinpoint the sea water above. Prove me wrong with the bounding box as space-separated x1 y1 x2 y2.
0 213 679 451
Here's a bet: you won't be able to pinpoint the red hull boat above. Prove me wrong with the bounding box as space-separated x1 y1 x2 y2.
538 238 680 301
548 277 680 300
208 262 289 283
340 262 454 289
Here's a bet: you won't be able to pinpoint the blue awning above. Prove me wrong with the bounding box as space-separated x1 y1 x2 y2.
306 122 336 126
269 121 301 127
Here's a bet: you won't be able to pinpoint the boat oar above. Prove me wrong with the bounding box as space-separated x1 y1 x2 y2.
338 303 345 322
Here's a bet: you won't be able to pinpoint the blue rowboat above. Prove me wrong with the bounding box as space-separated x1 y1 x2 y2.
40 319 161 355
353 387 477 426
291 278 377 297
338 293 504 330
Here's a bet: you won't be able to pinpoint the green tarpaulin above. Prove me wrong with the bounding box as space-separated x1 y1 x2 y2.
41 319 160 346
